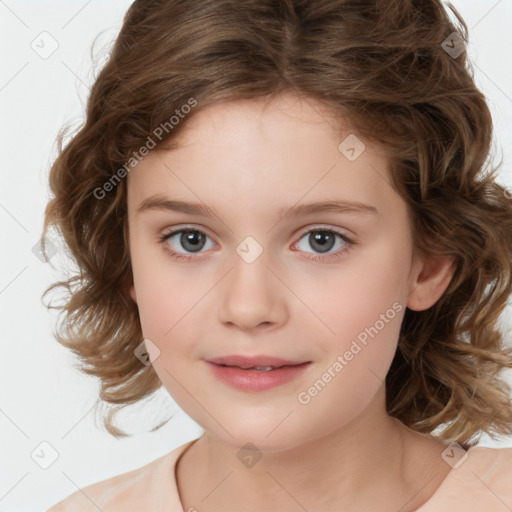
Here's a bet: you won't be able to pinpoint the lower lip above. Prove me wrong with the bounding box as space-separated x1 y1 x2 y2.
206 361 312 392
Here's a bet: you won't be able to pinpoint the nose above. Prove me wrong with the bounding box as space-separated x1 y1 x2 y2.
217 249 288 331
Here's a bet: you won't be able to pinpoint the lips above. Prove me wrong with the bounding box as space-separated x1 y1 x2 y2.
206 358 312 391
206 355 310 370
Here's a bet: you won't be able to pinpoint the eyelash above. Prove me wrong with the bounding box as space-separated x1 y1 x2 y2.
158 226 355 263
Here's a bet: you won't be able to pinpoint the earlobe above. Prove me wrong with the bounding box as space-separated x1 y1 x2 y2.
407 255 456 311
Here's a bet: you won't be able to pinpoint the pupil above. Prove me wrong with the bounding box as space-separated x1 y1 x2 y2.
182 230 204 252
310 231 334 253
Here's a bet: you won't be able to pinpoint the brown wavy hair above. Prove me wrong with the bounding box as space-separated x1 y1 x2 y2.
41 0 512 446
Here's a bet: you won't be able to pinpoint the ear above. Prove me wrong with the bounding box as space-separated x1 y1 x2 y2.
407 253 455 311
129 283 137 304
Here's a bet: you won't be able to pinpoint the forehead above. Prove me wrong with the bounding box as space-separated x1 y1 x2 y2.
126 94 398 223
175 93 342 141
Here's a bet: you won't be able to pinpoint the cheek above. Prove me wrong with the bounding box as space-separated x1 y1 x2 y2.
303 242 407 336
130 234 199 335
289 263 406 439
135 275 208 342
297 241 409 383
134 277 209 404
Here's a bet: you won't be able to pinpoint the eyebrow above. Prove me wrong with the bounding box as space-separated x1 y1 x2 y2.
136 194 379 219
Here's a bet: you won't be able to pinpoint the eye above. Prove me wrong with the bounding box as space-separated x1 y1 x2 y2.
158 228 215 261
158 226 355 262
293 227 354 262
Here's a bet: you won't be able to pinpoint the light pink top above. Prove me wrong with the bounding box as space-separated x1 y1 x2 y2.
47 439 512 511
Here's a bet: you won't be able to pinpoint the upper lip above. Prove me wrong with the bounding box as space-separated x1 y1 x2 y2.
206 355 310 369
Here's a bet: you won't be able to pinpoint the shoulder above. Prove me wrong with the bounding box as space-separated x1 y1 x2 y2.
463 445 512 490
421 445 512 511
46 439 199 512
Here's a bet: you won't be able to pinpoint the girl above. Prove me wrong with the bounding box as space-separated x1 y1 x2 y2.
44 1 512 510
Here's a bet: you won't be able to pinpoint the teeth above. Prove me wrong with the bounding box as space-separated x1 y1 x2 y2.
219 364 283 371
252 366 276 371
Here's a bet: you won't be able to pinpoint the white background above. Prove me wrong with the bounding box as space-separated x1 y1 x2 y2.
1 1 512 510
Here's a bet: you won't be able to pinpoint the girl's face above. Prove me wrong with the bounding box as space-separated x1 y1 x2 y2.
127 93 420 451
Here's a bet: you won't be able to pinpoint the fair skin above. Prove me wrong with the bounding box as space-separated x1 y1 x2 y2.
127 92 455 511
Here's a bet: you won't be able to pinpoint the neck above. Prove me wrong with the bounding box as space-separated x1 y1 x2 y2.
175 386 448 511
